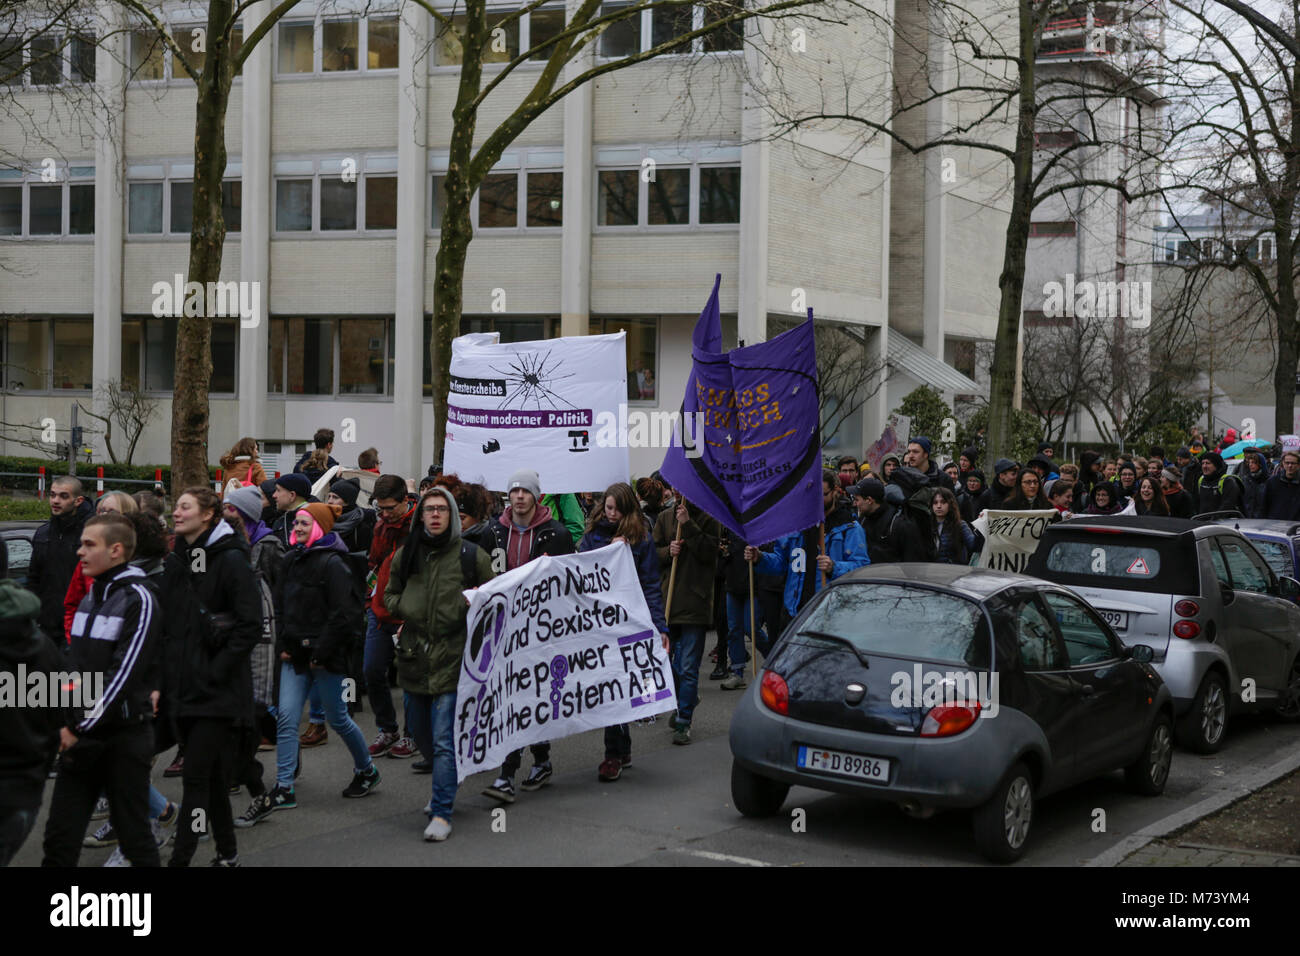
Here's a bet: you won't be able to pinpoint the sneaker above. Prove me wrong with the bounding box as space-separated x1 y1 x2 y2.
520 762 553 791
368 730 400 758
299 723 328 747
83 820 117 848
721 674 748 691
91 796 111 820
672 724 692 746
163 755 184 777
268 786 297 811
257 737 275 752
597 758 622 782
234 792 276 828
156 801 178 829
423 816 452 842
342 764 381 798
102 846 130 867
387 735 418 759
482 778 516 804
620 755 633 768
708 666 728 681
411 758 433 774
150 816 171 849
210 854 240 867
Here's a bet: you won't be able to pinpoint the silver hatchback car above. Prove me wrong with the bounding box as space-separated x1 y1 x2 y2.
1027 516 1300 752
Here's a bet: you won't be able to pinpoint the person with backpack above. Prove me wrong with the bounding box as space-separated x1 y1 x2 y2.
902 437 955 490
219 438 266 495
931 488 977 565
259 503 381 821
293 428 340 483
745 471 870 628
159 488 261 867
1195 452 1244 515
852 478 927 563
384 486 495 841
325 478 375 718
577 483 669 780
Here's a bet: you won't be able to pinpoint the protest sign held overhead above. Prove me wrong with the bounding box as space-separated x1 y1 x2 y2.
442 330 630 493
659 274 822 546
455 544 676 782
972 509 1059 573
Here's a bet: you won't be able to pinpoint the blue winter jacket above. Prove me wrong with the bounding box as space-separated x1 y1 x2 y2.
755 513 870 618
578 517 670 634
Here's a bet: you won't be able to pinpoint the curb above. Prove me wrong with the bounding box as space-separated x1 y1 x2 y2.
1085 739 1300 867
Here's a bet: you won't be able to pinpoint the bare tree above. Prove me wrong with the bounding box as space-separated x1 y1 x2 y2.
1019 313 1107 443
77 379 159 464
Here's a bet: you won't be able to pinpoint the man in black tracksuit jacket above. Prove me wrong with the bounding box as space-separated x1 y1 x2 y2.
28 480 94 646
42 514 161 867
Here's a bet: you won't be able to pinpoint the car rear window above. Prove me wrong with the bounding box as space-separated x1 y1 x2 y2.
796 583 990 667
1246 537 1294 580
1029 531 1198 594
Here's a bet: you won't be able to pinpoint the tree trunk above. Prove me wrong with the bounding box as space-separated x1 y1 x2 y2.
985 0 1038 464
1273 216 1298 439
430 2 485 466
170 0 234 496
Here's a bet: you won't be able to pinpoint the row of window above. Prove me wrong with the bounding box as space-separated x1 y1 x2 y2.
0 315 659 400
1159 236 1275 263
1 3 741 89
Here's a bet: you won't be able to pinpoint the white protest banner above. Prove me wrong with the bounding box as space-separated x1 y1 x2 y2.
455 543 675 782
972 509 1058 573
442 331 629 493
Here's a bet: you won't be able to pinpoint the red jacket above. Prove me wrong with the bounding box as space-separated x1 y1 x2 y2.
368 496 415 626
63 562 90 645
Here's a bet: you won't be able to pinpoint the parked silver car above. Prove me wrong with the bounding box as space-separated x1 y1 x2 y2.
1027 516 1300 753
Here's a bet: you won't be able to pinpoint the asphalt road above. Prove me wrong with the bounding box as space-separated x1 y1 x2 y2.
11 653 1300 867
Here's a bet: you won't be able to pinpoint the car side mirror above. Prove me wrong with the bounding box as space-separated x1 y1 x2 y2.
1280 576 1300 603
1129 644 1154 664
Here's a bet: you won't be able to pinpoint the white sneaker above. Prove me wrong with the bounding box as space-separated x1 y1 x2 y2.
423 816 452 842
102 846 130 867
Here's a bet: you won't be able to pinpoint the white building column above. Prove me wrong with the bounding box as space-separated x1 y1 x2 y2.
393 2 430 477
920 2 947 360
238 0 273 441
559 0 594 339
91 0 126 455
737 15 770 347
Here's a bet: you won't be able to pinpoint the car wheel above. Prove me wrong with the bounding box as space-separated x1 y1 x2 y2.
971 761 1033 864
1275 658 1300 722
730 760 789 817
1124 713 1173 795
1177 671 1228 754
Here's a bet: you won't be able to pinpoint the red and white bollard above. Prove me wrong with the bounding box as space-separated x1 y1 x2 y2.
95 466 105 498
37 466 46 500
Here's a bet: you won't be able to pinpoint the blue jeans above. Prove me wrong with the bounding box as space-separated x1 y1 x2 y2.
148 785 168 818
725 591 767 677
276 662 372 790
307 683 325 725
363 608 399 734
669 625 706 726
405 691 457 820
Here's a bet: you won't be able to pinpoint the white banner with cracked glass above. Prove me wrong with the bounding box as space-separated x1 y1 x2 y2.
455 543 675 782
441 330 629 494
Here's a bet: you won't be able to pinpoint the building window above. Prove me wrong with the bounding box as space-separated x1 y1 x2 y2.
701 1 743 51
478 173 519 228
596 153 741 229
589 316 657 401
597 169 638 225
525 171 563 226
365 176 398 229
596 2 745 58
275 179 313 231
3 318 53 390
322 18 360 71
320 178 358 230
1034 129 1077 149
0 173 95 238
131 171 240 236
278 22 315 72
28 185 61 234
368 17 399 68
69 183 94 234
129 29 166 80
122 317 237 393
52 318 93 390
647 167 690 224
71 33 95 82
29 35 62 85
699 166 741 223
435 12 521 66
173 26 207 78
0 31 97 87
129 182 164 233
431 174 447 229
528 7 566 60
268 317 393 396
273 161 402 235
428 153 564 233
651 5 694 54
598 3 641 58
1029 220 1076 237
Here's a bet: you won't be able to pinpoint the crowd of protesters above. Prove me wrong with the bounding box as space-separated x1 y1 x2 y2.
3 421 1299 865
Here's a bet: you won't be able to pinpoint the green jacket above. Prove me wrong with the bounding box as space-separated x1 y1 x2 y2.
542 493 586 543
383 489 495 697
653 503 720 626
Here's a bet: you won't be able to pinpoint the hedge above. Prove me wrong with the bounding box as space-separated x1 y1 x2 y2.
0 456 218 494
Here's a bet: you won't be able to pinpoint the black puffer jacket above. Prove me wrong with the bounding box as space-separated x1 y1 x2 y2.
27 497 95 641
276 532 359 675
0 583 61 812
159 521 261 724
1241 453 1271 518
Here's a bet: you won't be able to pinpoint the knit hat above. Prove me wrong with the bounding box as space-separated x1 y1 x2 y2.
226 485 264 522
960 446 979 465
1176 447 1191 460
851 478 886 503
299 501 341 535
1202 451 1226 472
910 436 933 456
1161 468 1182 485
275 472 312 500
507 469 541 500
993 458 1018 476
1028 455 1053 473
1036 441 1054 454
0 578 40 620
329 478 360 507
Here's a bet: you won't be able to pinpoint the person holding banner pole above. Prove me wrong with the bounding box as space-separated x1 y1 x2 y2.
577 483 669 782
654 497 720 746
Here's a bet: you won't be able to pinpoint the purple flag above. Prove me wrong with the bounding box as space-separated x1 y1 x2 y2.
659 275 822 545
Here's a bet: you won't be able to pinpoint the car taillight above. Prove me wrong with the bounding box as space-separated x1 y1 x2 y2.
1173 620 1201 639
759 671 789 716
1174 600 1200 617
920 702 982 737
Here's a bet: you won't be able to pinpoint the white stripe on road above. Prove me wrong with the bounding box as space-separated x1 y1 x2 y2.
674 849 773 867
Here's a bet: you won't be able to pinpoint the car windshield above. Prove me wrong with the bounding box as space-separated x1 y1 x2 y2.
797 583 989 668
1247 538 1293 579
